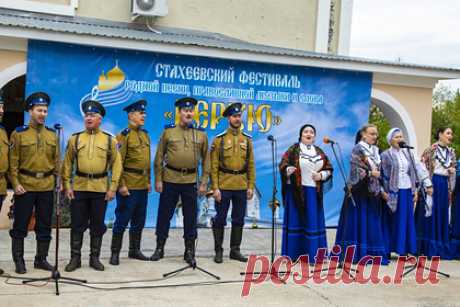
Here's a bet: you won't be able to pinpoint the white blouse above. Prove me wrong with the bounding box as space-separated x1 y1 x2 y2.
433 145 451 177
390 147 411 189
298 143 331 187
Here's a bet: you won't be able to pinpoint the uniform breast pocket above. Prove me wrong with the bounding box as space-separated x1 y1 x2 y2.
20 139 37 157
223 144 233 158
239 143 248 159
45 139 57 158
1 140 8 156
76 143 86 157
95 144 109 159
168 138 182 151
127 140 141 153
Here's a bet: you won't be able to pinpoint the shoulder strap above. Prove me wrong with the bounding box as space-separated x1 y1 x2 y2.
75 132 82 170
105 133 112 171
219 135 225 169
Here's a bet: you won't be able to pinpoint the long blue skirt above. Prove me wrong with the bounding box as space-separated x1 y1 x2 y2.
386 189 417 255
334 191 389 265
450 177 460 259
415 175 451 259
281 185 328 263
381 204 392 256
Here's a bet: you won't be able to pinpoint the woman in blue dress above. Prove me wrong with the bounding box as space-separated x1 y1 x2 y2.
451 158 460 259
280 124 333 264
380 128 432 257
334 124 389 265
415 127 456 259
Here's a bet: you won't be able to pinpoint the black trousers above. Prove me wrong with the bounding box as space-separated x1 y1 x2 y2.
156 182 198 241
212 190 247 227
71 192 108 237
9 191 54 241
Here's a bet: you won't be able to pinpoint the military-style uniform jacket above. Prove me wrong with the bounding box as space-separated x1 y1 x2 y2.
8 123 59 192
62 128 122 193
154 124 210 185
0 124 9 195
117 124 151 190
210 128 255 191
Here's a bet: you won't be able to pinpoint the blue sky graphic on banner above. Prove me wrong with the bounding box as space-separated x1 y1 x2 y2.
26 40 372 228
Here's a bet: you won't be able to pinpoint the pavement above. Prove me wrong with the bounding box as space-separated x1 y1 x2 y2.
0 228 459 307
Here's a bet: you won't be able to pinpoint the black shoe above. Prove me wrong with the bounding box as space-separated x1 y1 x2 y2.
184 239 196 266
34 240 54 271
89 236 105 271
109 232 123 266
150 238 166 261
12 238 26 274
65 232 83 272
128 232 149 261
229 226 248 262
0 268 4 275
212 226 224 264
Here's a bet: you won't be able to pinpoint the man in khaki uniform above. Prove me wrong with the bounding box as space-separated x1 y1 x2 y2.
0 92 8 213
151 97 209 265
0 92 8 275
62 100 122 272
210 102 255 263
9 92 59 274
109 99 151 266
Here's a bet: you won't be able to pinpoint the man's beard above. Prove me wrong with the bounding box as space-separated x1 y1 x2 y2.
230 121 241 129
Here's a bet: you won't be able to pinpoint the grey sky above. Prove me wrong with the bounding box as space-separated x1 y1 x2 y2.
350 0 460 90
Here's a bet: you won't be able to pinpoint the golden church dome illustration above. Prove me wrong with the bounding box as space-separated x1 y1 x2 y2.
98 61 126 91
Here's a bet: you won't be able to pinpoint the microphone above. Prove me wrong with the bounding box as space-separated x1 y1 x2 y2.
323 136 337 145
267 135 275 142
54 123 63 130
398 141 414 149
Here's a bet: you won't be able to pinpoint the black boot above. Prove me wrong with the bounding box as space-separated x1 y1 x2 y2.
12 238 26 274
128 232 149 261
89 236 105 271
212 226 224 264
229 226 248 262
34 240 54 271
183 239 196 266
109 232 123 266
65 232 83 272
150 238 166 261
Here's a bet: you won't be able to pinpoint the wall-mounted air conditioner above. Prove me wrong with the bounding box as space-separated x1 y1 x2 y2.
132 0 168 17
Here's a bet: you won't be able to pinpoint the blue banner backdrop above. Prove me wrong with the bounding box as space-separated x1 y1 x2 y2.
26 40 372 228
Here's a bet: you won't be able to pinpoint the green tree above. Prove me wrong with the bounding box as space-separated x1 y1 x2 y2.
431 87 460 154
369 104 391 151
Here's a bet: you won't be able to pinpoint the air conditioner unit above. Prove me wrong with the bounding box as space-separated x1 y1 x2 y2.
132 0 168 17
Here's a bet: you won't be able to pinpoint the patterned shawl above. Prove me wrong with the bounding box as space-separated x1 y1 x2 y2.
421 143 457 205
348 143 381 196
381 148 417 212
279 143 333 223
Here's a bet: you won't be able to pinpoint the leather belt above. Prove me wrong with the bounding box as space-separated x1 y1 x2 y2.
124 167 150 176
219 167 247 175
166 164 197 175
19 169 54 179
75 170 108 179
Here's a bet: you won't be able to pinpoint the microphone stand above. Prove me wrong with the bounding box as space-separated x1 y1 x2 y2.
240 136 286 284
311 140 358 279
22 124 87 295
401 145 450 278
162 121 220 281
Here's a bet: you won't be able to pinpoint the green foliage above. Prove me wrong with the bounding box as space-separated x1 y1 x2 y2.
369 104 391 151
431 87 460 154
